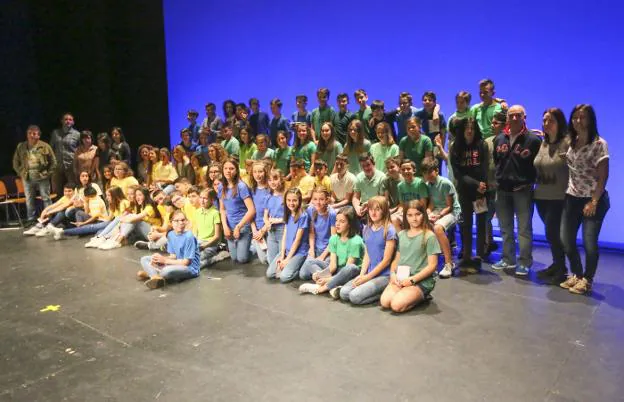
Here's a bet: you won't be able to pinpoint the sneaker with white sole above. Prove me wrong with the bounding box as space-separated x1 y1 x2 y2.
51 227 64 240
492 260 517 270
35 224 54 237
98 238 122 250
560 275 579 289
85 236 106 248
299 283 320 294
439 262 456 279
515 265 530 276
329 286 342 300
134 241 149 250
569 277 592 295
24 224 44 236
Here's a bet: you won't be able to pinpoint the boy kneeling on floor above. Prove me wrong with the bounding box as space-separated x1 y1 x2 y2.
137 209 200 289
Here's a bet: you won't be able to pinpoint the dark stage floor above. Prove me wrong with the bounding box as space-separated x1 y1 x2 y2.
1 230 623 402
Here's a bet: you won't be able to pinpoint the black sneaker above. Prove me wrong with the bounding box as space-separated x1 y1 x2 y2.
134 241 149 250
536 264 559 278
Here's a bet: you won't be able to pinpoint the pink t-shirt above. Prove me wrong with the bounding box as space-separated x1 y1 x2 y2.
566 137 609 198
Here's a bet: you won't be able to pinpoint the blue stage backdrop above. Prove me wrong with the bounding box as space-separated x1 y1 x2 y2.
163 0 622 248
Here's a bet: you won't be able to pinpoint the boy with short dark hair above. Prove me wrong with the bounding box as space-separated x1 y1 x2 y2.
310 88 337 141
249 98 270 135
335 93 354 144
201 102 223 144
289 159 316 203
313 160 332 193
329 154 356 209
187 109 201 143
220 123 240 156
470 79 505 139
291 94 311 125
269 98 290 147
421 157 461 279
353 89 373 140
395 92 419 141
179 128 197 155
369 100 396 141
382 157 402 216
392 159 429 230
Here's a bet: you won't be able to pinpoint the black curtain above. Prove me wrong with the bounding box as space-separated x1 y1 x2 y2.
0 0 170 181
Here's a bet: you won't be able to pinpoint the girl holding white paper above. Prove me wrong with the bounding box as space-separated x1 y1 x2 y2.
339 196 397 305
298 206 363 295
381 200 441 313
449 117 489 272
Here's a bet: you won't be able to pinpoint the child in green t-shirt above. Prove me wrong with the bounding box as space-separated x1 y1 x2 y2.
392 159 430 231
298 206 364 295
380 200 440 313
382 156 402 217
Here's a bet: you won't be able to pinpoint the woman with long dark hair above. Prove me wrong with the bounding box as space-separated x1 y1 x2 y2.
559 104 610 295
74 130 98 181
450 117 489 271
534 108 570 284
111 126 132 165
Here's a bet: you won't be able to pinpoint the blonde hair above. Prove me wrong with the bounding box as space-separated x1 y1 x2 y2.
366 196 391 240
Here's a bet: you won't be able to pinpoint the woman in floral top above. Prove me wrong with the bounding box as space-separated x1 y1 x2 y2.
560 104 610 295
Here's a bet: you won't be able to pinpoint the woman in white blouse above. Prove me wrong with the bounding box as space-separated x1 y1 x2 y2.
560 104 610 295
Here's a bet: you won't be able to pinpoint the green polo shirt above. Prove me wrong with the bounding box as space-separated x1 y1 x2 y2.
354 169 385 202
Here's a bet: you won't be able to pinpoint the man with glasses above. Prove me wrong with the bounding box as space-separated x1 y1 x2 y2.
491 105 541 276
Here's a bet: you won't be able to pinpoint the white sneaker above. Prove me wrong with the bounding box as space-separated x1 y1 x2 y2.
24 224 43 236
85 236 105 248
439 262 456 279
35 224 54 237
52 227 64 240
298 283 320 294
98 238 122 250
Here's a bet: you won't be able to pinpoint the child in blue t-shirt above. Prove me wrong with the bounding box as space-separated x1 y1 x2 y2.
138 209 200 289
340 196 397 305
380 200 441 313
218 159 256 264
299 187 337 280
298 206 364 295
266 188 310 283
264 169 287 265
249 161 272 264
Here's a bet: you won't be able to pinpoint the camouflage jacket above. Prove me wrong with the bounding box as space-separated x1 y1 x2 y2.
13 141 57 180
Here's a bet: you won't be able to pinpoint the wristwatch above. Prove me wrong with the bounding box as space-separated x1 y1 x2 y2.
410 278 418 286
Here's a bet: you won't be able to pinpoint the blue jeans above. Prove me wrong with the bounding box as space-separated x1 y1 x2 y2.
24 178 52 221
252 235 269 264
120 220 151 240
63 220 110 236
340 275 390 305
50 211 68 227
227 225 252 263
140 255 198 282
535 199 566 268
299 258 329 280
496 188 534 267
561 192 610 281
325 264 360 289
199 246 219 269
266 224 284 267
266 253 306 283
97 217 120 237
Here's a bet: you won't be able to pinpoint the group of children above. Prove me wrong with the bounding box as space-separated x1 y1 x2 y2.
22 79 569 311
